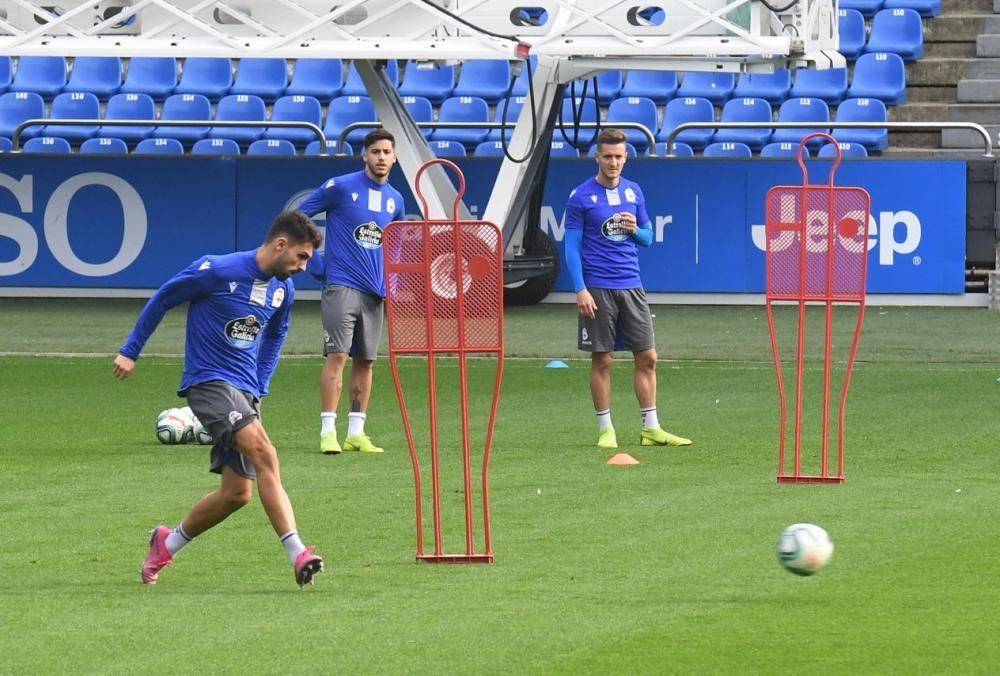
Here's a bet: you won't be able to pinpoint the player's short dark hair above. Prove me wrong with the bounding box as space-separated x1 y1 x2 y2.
596 128 627 149
364 128 395 149
266 211 323 249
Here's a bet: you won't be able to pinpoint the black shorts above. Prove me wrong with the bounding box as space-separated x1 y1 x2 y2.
578 287 655 353
184 381 260 480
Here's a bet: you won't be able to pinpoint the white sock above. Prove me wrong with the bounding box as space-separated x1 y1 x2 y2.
347 411 366 437
165 524 192 556
596 409 613 431
641 406 659 429
321 412 337 436
280 531 306 563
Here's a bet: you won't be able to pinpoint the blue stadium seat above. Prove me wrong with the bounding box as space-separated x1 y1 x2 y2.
865 8 924 61
120 57 177 100
174 58 233 101
760 142 810 158
64 57 122 99
341 60 399 98
474 141 507 157
44 92 100 142
430 139 467 157
100 92 155 143
0 137 11 152
432 96 490 147
453 60 512 104
209 94 266 145
653 141 694 157
565 71 623 105
324 95 378 146
713 97 773 151
488 96 526 142
263 95 323 146
191 138 240 155
156 93 211 144
134 137 185 155
0 57 12 93
620 70 678 105
11 56 67 98
305 139 352 155
818 141 869 158
882 0 940 17
702 141 752 158
549 140 580 157
847 52 907 105
832 97 889 151
589 142 639 158
0 91 45 140
839 0 884 16
80 137 128 154
677 72 735 105
22 136 71 154
771 97 831 148
399 61 455 104
733 70 791 105
286 59 343 101
511 56 539 97
231 58 288 102
606 96 659 151
247 139 297 156
402 95 434 138
790 68 849 105
839 9 867 61
657 96 715 150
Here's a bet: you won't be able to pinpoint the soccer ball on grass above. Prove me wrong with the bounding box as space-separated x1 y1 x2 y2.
776 523 833 576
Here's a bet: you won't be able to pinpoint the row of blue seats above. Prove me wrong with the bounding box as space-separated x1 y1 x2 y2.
839 8 924 61
841 0 940 17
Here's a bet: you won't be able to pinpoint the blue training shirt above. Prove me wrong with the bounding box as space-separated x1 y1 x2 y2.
299 170 405 298
119 250 295 398
564 176 651 290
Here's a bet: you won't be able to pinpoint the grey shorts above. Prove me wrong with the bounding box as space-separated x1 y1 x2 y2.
322 284 384 360
578 287 655 353
185 381 260 480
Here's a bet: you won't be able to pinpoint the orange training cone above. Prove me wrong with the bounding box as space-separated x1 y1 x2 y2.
607 453 640 466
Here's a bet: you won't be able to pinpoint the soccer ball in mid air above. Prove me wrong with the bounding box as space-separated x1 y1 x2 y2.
777 523 833 576
156 407 195 444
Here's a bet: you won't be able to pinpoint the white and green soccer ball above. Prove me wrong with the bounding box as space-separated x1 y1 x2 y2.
156 407 195 445
190 416 214 445
777 523 833 576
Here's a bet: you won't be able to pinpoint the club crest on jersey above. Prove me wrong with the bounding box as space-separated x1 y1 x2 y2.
601 214 629 242
354 221 384 249
228 410 243 424
624 187 636 203
272 287 285 308
225 315 263 349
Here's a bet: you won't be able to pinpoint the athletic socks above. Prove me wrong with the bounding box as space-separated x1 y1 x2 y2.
320 412 337 436
280 531 307 564
596 409 613 431
165 524 193 556
641 406 659 429
347 412 366 438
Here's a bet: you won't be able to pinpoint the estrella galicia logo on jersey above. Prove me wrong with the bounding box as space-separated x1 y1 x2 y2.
354 221 384 249
601 215 629 242
225 315 263 349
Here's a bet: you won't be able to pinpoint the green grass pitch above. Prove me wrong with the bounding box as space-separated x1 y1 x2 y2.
1 299 999 673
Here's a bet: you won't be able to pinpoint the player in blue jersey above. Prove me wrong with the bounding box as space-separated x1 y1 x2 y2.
563 128 692 450
299 128 406 455
113 211 327 588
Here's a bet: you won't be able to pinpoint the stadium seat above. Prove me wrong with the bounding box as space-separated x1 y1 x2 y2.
713 97 774 151
11 56 67 98
135 137 185 155
657 96 715 150
209 94 267 145
399 60 455 104
0 57 12 93
732 70 791 105
44 92 100 142
882 0 940 17
589 142 639 158
832 97 889 151
549 140 580 157
606 96 659 151
64 57 122 99
653 141 694 157
770 97 831 148
839 0 884 16
473 141 507 157
120 57 177 100
402 95 434 138
429 139 467 157
305 139 352 155
0 91 45 140
847 52 907 105
838 9 867 61
231 58 288 102
324 95 378 146
263 94 323 146
676 72 735 105
432 96 490 147
620 70 678 105
0 137 11 152
790 68 849 105
100 92 156 143
191 138 240 155
488 96 526 142
453 60 512 104
80 137 129 154
285 59 343 101
156 93 211 144
702 141 752 158
565 70 623 105
818 141 869 158
247 139 297 156
865 8 924 61
341 59 399 98
22 136 71 153
174 58 233 101
511 56 539 97
760 141 809 158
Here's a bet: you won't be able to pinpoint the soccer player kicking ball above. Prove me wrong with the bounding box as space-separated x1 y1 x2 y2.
113 211 326 588
563 128 692 450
